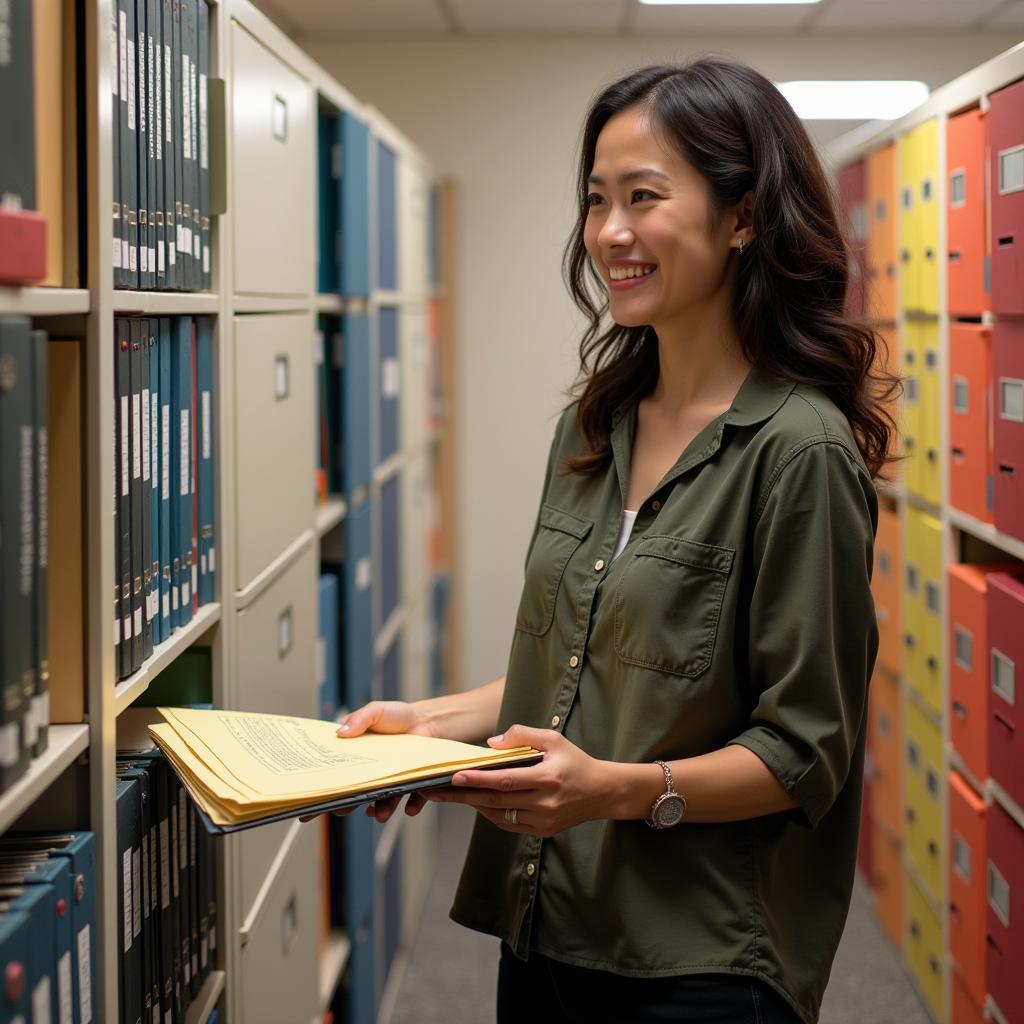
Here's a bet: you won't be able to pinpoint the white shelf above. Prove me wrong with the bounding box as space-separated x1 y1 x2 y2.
112 291 220 315
113 604 222 716
232 294 312 314
184 970 226 1024
0 724 90 835
318 929 352 1010
315 496 348 537
373 452 404 485
314 293 343 314
0 286 90 316
234 531 314 612
947 509 1024 562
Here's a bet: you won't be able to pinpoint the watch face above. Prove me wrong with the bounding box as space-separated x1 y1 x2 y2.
654 795 685 828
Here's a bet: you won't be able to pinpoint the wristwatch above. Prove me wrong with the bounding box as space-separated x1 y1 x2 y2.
645 760 687 829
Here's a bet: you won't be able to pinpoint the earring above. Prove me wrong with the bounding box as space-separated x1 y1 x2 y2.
738 238 745 254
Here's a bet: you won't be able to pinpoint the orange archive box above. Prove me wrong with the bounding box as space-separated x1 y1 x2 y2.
949 323 994 525
948 561 1018 783
867 667 902 839
946 108 991 318
872 502 902 676
948 770 988 1008
865 142 898 322
870 820 903 950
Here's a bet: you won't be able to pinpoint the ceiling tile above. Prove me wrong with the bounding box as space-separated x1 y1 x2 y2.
983 0 1024 26
632 3 813 32
448 0 625 32
813 0 1007 30
271 0 451 35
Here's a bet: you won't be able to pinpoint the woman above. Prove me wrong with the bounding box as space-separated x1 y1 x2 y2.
336 57 899 1024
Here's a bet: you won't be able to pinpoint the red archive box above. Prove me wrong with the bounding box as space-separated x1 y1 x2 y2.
947 108 990 318
988 571 1024 811
948 770 987 1007
993 319 1024 541
873 503 903 676
989 78 1024 316
987 801 1024 1024
949 323 994 525
868 668 902 839
949 562 1018 782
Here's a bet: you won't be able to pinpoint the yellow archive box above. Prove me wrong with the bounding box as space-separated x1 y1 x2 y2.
905 507 944 713
903 694 945 903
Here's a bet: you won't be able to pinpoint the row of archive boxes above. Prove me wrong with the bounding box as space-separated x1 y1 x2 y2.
842 77 1024 321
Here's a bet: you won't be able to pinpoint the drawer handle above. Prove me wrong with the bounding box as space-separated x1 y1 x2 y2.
949 902 960 919
993 711 1015 734
927 840 939 858
951 446 965 459
925 248 934 261
927 448 937 463
274 355 289 400
282 891 298 955
927 655 938 672
910 920 921 939
998 463 1015 476
272 94 288 142
902 250 911 263
278 605 294 659
906 807 917 823
987 933 1003 954
952 701 968 719
948 249 961 262
905 633 917 648
997 235 1014 248
928 955 940 975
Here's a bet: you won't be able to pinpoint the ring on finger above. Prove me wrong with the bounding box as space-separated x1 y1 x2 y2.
504 808 519 826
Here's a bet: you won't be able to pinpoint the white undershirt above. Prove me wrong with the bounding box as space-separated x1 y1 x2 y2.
612 509 639 563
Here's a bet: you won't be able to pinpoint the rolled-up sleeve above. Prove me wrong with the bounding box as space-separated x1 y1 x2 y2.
726 438 879 830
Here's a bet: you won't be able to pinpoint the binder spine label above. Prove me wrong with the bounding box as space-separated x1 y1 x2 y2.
160 819 171 908
58 950 72 1024
201 391 210 459
32 977 52 1024
123 847 133 951
77 925 93 1024
0 723 18 767
181 55 190 160
128 35 136 131
132 847 143 937
179 409 188 496
121 396 129 495
199 73 207 169
142 388 151 481
19 425 33 595
120 12 127 103
162 403 170 499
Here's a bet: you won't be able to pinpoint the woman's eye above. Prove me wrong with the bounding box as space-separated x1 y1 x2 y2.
632 190 656 202
585 193 604 207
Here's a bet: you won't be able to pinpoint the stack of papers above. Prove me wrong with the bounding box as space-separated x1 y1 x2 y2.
148 707 542 834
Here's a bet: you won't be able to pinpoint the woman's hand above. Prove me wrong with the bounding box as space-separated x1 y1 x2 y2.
300 700 439 825
423 724 610 838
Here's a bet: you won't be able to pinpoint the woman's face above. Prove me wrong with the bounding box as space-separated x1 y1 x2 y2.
583 106 737 329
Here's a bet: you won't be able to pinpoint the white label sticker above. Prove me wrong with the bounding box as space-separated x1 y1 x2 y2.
77 926 92 1024
111 17 119 98
159 819 170 909
202 391 211 460
158 242 165 274
208 547 215 573
382 357 401 399
115 616 121 647
114 236 122 269
141 244 148 275
127 36 136 131
58 950 72 1024
203 245 209 275
191 560 197 596
151 390 159 491
122 847 133 952
122 239 129 269
201 553 206 575
162 593 169 619
164 45 171 143
120 396 129 496
132 393 141 479
161 405 170 500
199 73 208 170
314 331 325 366
137 31 145 134
180 409 189 496
142 389 151 482
123 614 132 641
132 848 142 937
32 976 51 1024
129 243 136 273
171 584 178 612
181 580 190 607
119 12 127 102
0 723 19 767
190 60 197 168
181 54 191 159
133 606 141 635
356 556 372 592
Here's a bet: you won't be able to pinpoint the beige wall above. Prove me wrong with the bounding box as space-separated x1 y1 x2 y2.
299 31 1019 695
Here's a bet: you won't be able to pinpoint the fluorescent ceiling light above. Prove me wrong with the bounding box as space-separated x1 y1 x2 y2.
640 0 822 5
775 80 929 120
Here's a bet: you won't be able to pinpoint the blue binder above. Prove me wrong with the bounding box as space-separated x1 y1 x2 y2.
340 111 370 297
317 575 340 721
377 306 400 465
382 835 402 990
158 319 172 640
317 109 340 293
0 884 55 1024
149 320 162 645
342 313 371 497
381 632 400 703
376 139 398 291
172 317 193 627
0 909 30 1021
344 500 373 711
347 912 376 1024
196 317 215 606
430 573 450 698
379 473 401 627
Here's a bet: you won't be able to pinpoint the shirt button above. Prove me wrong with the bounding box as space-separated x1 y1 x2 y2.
526 863 536 877
569 655 579 668
651 500 662 512
551 715 560 727
594 559 605 572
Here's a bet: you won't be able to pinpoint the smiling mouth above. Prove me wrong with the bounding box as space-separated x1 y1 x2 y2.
608 264 657 281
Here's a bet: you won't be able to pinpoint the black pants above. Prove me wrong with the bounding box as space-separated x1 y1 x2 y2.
497 943 802 1024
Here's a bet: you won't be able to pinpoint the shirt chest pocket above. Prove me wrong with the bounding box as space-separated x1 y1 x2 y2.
614 535 735 678
515 503 594 637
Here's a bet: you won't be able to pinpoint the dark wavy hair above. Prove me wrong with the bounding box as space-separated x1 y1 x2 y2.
561 56 901 481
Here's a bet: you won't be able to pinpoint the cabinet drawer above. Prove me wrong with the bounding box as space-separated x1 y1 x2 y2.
238 823 320 1024
905 868 946 1023
234 313 314 590
230 22 313 296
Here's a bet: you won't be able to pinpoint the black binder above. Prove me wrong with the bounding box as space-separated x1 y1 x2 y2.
0 0 37 212
151 0 164 288
162 0 177 290
129 320 144 672
115 777 143 1024
139 320 154 660
115 319 133 679
30 329 48 757
112 0 123 286
117 763 153 1024
134 0 149 290
122 0 138 286
187 0 200 291
198 0 209 290
172 0 186 289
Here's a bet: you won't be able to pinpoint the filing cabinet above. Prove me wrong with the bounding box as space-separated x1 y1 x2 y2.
988 570 1024 810
904 695 944 903
231 22 313 297
868 668 902 839
949 323 994 525
233 313 315 592
870 821 902 949
946 108 991 318
905 508 943 714
993 318 1024 542
341 110 372 298
987 801 1024 1024
904 867 946 1023
989 77 1024 316
948 770 988 1007
866 142 898 322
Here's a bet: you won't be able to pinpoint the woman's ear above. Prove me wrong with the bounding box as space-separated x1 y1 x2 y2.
734 190 755 243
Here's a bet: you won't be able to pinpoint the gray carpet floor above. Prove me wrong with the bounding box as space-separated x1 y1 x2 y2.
391 804 932 1024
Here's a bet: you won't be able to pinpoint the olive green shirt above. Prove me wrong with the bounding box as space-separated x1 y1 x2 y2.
450 362 879 1024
